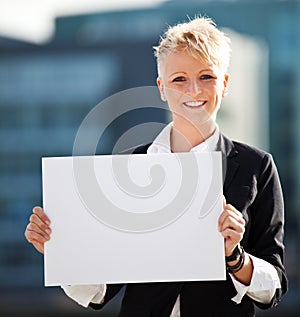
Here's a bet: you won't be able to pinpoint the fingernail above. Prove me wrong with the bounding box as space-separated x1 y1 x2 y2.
45 229 51 234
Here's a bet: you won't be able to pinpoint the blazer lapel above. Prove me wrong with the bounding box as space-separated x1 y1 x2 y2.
217 134 240 191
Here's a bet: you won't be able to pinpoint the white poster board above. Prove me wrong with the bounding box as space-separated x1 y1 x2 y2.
42 152 225 286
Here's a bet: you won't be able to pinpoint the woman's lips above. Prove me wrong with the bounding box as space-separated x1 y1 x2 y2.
183 100 207 108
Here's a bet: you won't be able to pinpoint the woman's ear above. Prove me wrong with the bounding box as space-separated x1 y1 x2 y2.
222 74 230 98
157 77 166 101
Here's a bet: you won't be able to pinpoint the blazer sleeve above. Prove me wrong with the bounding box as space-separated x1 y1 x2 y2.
89 284 124 310
246 153 288 309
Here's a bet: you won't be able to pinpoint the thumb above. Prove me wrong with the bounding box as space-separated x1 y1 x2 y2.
222 195 227 209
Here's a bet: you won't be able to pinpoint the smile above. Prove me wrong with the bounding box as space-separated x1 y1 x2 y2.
183 101 207 108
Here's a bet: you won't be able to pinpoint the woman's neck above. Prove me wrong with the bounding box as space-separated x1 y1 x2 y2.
170 117 216 153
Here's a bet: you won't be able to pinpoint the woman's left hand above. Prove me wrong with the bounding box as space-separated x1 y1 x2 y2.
218 197 246 257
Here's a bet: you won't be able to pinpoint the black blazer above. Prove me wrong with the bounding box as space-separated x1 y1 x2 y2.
90 134 288 317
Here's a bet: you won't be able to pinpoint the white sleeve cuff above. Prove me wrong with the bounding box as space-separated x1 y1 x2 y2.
229 254 281 304
61 284 107 308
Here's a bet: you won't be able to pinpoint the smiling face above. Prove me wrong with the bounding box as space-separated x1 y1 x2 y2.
157 50 229 131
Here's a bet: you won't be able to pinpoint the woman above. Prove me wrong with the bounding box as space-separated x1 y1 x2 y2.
25 17 287 316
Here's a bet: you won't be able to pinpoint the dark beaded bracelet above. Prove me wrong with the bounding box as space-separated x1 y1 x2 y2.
226 246 245 273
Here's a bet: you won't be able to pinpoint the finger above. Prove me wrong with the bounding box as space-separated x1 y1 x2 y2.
220 207 245 229
219 202 237 227
220 216 245 234
220 227 241 239
29 212 51 232
220 228 243 246
219 208 244 229
33 206 51 225
25 232 46 254
26 222 51 238
25 225 50 244
224 204 242 217
224 210 245 227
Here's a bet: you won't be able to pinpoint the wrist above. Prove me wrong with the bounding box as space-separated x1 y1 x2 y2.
225 244 243 262
226 245 245 274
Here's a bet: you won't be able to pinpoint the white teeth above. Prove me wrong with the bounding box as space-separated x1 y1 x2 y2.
184 101 205 107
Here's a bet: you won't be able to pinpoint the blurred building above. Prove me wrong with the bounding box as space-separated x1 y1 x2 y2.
0 0 299 316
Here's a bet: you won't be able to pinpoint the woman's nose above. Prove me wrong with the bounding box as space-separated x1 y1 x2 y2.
186 81 202 98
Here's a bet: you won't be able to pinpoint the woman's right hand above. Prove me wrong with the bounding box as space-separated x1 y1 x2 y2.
24 206 51 254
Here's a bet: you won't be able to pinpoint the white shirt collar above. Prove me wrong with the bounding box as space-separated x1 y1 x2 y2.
147 122 220 154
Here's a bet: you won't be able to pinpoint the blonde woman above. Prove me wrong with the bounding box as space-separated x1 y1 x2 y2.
25 17 287 316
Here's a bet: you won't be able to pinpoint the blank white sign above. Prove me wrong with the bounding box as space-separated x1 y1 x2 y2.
43 152 225 286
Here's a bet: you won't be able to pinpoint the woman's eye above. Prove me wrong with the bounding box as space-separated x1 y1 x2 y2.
200 74 214 80
172 76 186 82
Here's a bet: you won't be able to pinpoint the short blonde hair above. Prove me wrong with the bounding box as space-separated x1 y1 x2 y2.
154 17 231 75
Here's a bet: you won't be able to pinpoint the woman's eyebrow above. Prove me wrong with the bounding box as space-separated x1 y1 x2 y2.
199 68 215 73
168 71 187 77
168 68 215 76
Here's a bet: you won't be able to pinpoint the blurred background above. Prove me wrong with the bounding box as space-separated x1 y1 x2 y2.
0 0 299 316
